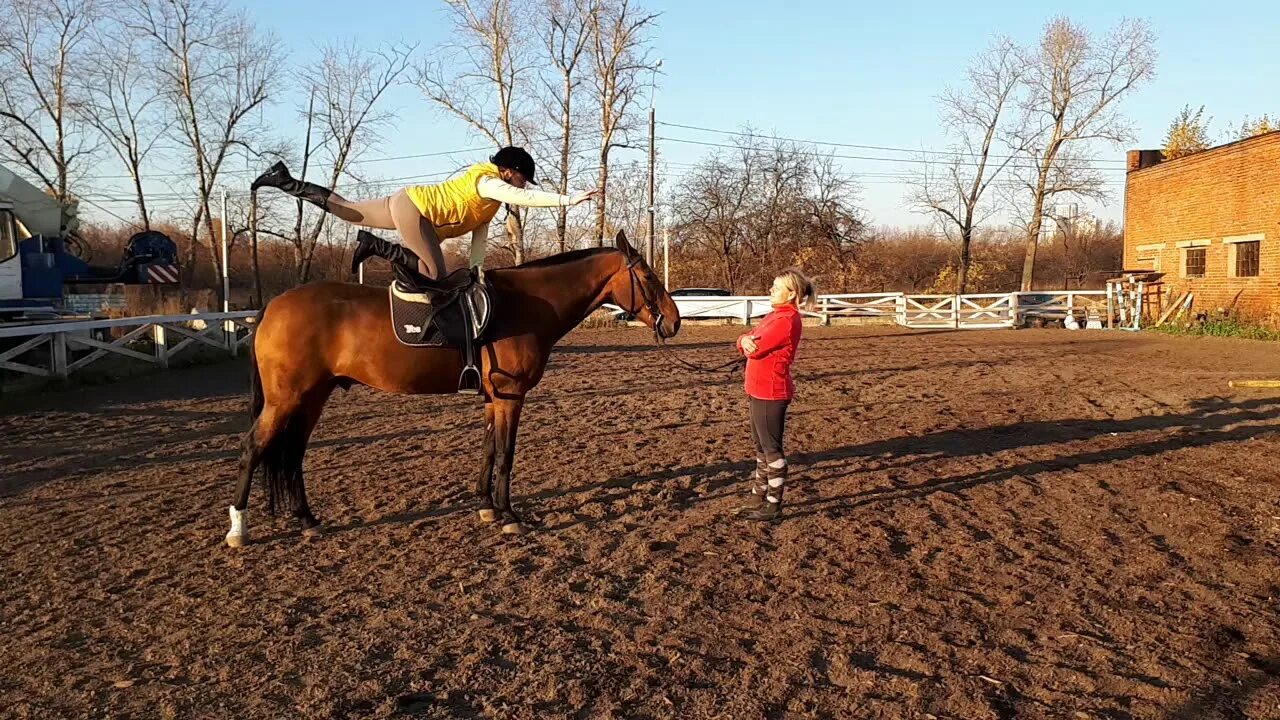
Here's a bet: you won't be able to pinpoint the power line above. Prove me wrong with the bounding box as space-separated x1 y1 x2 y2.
79 128 617 183
658 136 1128 173
659 120 1130 165
80 145 488 183
76 196 146 231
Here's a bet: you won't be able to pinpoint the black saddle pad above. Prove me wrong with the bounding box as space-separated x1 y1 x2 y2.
388 281 490 348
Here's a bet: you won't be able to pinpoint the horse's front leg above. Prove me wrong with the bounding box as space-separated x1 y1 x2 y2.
475 401 498 523
492 396 526 535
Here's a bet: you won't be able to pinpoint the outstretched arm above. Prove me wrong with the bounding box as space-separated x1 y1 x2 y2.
477 176 596 208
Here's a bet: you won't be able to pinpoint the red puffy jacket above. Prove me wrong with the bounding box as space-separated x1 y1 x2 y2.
737 303 803 400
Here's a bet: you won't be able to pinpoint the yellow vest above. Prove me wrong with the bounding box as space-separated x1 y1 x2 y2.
404 162 503 239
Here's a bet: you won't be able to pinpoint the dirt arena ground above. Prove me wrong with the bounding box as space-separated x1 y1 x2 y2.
2 325 1279 719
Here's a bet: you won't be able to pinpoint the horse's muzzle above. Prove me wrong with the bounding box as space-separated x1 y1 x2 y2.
654 315 680 340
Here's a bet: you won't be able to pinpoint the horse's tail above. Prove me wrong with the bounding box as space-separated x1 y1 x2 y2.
260 411 307 517
247 307 306 516
248 309 265 422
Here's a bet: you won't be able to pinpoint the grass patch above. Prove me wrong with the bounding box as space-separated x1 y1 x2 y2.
1152 316 1280 341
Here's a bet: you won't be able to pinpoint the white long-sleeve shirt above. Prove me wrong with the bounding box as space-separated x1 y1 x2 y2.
477 175 572 207
467 176 576 265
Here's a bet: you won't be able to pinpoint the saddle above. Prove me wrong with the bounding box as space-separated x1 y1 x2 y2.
388 266 491 394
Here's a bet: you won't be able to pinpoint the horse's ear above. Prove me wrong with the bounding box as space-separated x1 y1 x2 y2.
614 229 637 258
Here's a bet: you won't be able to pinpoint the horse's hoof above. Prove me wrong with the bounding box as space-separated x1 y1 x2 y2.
302 526 323 540
225 532 248 548
478 509 498 522
501 522 526 536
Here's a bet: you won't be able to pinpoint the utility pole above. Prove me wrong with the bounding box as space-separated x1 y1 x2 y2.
646 59 662 266
663 227 670 287
220 188 230 313
647 105 656 266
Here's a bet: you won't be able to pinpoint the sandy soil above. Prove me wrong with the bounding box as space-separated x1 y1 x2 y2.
1 325 1278 719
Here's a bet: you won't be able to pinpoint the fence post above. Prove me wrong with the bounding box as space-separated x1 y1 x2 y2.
52 332 68 380
1009 293 1019 328
225 319 238 358
153 324 169 369
896 294 906 326
1135 282 1144 330
821 297 830 326
742 299 752 326
953 296 960 329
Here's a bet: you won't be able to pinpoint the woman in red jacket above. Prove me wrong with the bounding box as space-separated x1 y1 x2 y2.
735 268 816 521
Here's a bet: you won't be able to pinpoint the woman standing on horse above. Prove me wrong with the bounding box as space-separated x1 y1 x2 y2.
251 146 599 280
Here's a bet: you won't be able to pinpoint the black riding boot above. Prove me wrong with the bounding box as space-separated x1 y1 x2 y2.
352 230 424 275
353 231 432 291
251 161 332 209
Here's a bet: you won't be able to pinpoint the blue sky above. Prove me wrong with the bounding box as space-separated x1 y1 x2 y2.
97 0 1280 230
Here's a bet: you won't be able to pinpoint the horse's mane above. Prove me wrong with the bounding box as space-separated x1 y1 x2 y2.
507 247 620 271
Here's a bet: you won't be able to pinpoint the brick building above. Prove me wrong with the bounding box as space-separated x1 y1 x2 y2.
1123 131 1280 316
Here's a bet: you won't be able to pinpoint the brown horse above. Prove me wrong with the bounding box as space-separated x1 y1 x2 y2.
225 231 680 547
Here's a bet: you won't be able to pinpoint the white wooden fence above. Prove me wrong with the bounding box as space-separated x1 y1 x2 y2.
0 311 256 380
1 290 1108 382
662 290 1108 329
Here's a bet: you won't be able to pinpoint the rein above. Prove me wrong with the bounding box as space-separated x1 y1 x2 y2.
624 255 747 376
654 339 746 374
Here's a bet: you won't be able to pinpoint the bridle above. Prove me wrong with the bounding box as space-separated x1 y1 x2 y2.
624 255 746 375
625 255 667 339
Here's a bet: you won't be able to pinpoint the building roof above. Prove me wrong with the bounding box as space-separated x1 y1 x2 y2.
1128 130 1280 178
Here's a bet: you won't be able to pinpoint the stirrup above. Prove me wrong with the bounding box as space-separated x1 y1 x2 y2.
458 365 482 395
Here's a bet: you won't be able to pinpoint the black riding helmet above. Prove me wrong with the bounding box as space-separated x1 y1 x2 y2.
491 146 538 185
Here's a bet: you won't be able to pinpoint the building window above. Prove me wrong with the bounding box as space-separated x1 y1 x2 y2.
1134 243 1165 274
1234 241 1260 277
1136 254 1161 272
1184 248 1206 278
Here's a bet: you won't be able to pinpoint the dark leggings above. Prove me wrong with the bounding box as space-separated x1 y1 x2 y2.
749 397 789 503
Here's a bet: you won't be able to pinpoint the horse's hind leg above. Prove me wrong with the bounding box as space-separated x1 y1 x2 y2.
226 403 293 548
475 402 497 523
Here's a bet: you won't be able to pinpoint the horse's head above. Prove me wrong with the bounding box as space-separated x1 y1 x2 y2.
607 230 681 339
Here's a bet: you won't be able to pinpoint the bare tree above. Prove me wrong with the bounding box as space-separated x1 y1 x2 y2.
1011 16 1156 291
0 0 98 204
907 37 1024 294
128 0 281 299
77 16 172 229
587 0 658 246
674 150 753 292
799 154 866 286
672 133 866 293
416 0 535 263
541 0 593 252
285 41 415 283
746 136 807 281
